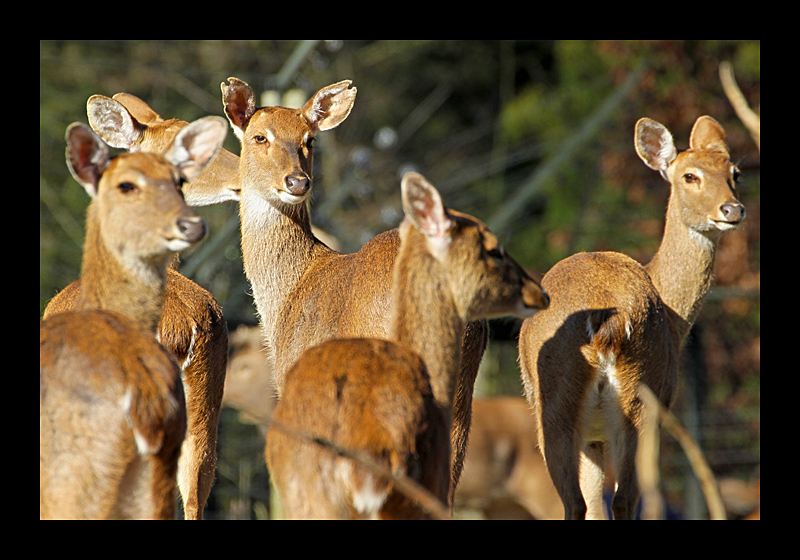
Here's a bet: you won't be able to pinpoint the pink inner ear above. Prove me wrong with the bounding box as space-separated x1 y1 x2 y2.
78 143 91 167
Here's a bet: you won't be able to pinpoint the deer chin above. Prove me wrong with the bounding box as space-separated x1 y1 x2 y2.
164 238 196 252
276 188 310 205
711 218 742 231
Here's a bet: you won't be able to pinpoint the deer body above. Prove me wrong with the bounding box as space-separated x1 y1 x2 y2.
519 116 745 520
266 173 548 519
222 78 489 498
41 119 225 519
40 310 186 520
42 95 232 520
267 338 449 520
455 397 564 520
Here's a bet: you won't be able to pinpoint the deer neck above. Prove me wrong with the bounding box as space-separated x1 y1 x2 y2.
390 241 464 411
238 189 320 345
76 204 167 335
645 199 720 346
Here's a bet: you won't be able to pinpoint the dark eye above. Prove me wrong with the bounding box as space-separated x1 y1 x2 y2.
306 136 315 149
732 168 741 182
118 181 138 194
254 135 269 145
683 173 699 184
487 245 505 259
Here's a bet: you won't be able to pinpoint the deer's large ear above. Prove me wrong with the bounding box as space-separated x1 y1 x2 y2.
635 118 678 176
87 95 143 150
690 115 729 156
164 117 228 181
65 123 110 199
301 80 357 132
112 92 162 125
401 172 453 261
221 77 257 140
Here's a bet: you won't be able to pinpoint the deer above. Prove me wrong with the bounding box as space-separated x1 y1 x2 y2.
222 325 277 434
86 92 241 205
42 95 233 521
518 115 746 519
265 173 549 519
454 397 564 519
40 117 226 519
221 77 491 502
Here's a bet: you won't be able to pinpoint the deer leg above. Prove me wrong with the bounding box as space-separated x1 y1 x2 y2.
539 409 587 520
176 350 226 520
579 442 608 520
448 319 488 504
611 423 640 520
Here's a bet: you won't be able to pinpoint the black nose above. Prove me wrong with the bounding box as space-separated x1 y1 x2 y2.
177 216 206 243
721 202 746 223
285 174 310 196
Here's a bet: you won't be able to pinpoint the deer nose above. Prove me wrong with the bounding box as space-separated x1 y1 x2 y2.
720 202 746 223
285 174 310 196
177 216 206 243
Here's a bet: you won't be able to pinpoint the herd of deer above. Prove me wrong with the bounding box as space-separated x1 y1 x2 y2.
40 73 747 520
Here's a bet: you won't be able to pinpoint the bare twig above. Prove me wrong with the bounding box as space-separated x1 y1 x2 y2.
719 61 760 152
637 383 727 520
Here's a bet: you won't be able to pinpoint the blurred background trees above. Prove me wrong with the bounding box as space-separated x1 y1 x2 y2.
40 40 759 519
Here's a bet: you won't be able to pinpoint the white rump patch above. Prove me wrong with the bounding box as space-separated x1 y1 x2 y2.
335 461 387 518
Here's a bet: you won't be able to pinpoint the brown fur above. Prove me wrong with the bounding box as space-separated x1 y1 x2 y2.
268 338 449 519
88 92 240 205
455 397 564 520
40 310 186 519
519 116 746 519
43 97 232 519
222 78 492 499
40 120 224 519
266 173 548 518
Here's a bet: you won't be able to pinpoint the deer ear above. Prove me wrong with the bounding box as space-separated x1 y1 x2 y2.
65 123 110 199
87 95 143 150
635 117 677 174
221 77 257 140
401 172 453 261
301 80 357 132
111 92 162 125
164 117 228 181
689 115 729 156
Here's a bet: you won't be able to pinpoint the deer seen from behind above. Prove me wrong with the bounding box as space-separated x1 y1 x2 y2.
40 118 226 519
221 78 491 501
42 97 233 520
266 173 549 519
518 116 745 519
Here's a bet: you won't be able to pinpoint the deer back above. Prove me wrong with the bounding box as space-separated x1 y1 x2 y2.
40 310 186 519
266 173 548 519
267 338 450 520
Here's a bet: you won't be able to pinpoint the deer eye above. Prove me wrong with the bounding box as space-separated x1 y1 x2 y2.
486 243 505 259
683 173 699 184
118 181 138 194
254 135 269 145
306 136 315 149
